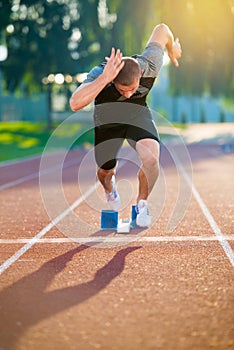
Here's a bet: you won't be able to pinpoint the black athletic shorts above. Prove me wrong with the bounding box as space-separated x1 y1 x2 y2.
94 117 160 170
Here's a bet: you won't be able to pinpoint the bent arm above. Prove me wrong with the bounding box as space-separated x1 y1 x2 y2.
146 23 182 67
70 48 124 111
70 76 109 112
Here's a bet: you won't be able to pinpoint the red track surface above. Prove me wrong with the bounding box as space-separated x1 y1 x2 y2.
0 140 233 350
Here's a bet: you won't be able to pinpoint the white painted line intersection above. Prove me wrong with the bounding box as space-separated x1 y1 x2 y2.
0 148 233 276
0 183 99 275
0 156 134 275
172 151 234 268
0 235 233 244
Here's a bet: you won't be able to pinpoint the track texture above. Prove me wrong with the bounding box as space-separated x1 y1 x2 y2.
0 141 233 350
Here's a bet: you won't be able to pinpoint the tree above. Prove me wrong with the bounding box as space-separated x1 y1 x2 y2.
108 0 153 54
0 0 114 93
0 0 233 101
1 1 78 92
149 0 234 98
0 1 12 32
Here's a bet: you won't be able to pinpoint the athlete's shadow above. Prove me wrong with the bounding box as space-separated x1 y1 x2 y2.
0 244 141 350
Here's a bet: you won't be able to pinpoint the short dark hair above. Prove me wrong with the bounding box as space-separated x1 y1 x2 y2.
114 57 141 86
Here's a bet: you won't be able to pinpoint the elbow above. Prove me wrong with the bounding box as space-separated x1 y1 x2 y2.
69 97 80 112
156 23 168 31
154 23 169 37
158 23 168 28
150 23 170 48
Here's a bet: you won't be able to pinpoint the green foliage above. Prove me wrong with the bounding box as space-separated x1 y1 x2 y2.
0 0 108 93
0 121 94 161
222 98 234 111
0 0 233 100
108 0 153 54
1 1 72 91
0 122 51 161
0 1 11 32
152 0 234 98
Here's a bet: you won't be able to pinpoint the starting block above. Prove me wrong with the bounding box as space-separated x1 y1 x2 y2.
100 206 139 233
130 205 137 229
101 210 118 230
117 219 131 233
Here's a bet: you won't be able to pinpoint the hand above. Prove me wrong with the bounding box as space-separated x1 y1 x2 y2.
102 48 125 83
168 38 182 67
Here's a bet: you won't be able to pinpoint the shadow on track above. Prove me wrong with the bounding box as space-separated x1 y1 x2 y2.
0 244 141 350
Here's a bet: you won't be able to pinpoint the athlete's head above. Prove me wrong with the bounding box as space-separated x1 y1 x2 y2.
114 57 141 98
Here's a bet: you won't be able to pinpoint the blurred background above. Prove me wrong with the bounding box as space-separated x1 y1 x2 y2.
0 0 233 161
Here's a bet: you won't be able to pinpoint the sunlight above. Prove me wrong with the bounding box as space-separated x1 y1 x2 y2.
163 52 170 66
0 45 8 62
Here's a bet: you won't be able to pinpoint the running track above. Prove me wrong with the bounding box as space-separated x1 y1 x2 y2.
0 142 233 350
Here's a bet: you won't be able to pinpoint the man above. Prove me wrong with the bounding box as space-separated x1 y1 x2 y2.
70 23 182 227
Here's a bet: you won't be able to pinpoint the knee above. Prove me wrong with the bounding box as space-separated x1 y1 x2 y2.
136 139 160 171
142 153 159 170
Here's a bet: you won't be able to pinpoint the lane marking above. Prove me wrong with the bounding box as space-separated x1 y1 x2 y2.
0 184 98 275
1 171 42 191
0 157 80 191
0 259 33 262
172 152 234 267
0 154 42 167
0 155 134 275
0 149 71 168
1 148 233 273
0 235 233 244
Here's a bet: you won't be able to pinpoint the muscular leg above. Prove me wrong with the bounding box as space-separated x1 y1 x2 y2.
95 125 124 194
135 138 160 203
97 166 116 193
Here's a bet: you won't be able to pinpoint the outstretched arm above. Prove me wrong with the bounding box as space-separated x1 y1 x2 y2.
146 23 182 67
70 48 124 111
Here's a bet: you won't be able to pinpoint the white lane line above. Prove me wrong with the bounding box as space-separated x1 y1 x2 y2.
1 171 41 191
0 235 233 244
0 154 42 168
0 155 135 275
0 157 79 191
0 184 98 275
0 149 66 167
173 152 234 267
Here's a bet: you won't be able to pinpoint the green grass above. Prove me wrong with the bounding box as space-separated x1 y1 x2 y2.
0 121 186 163
0 121 94 162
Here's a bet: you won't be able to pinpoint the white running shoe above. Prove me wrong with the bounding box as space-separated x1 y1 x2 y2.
105 176 120 211
136 199 151 227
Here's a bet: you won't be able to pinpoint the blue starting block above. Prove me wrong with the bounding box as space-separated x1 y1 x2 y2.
130 205 138 228
101 210 118 230
101 205 140 231
221 143 233 153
